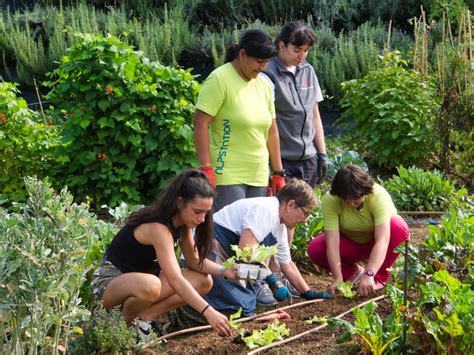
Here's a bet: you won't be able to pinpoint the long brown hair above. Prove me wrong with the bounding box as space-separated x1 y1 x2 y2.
126 169 217 265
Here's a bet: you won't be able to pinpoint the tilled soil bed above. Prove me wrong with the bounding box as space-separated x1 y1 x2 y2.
156 291 387 354
144 223 428 354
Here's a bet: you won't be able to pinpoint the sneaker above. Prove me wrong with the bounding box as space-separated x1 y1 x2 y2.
151 314 172 337
281 276 301 298
255 280 278 306
349 264 365 286
135 319 154 343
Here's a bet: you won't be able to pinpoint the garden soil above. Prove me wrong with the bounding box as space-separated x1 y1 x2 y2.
142 223 429 354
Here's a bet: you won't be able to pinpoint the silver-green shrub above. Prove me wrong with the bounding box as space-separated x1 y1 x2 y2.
0 177 114 353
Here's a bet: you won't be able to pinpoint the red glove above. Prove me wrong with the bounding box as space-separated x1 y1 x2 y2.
271 175 285 194
200 166 216 187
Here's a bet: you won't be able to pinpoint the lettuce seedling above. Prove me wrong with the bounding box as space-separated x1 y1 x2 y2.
337 281 356 299
223 244 278 268
241 320 290 349
304 316 328 325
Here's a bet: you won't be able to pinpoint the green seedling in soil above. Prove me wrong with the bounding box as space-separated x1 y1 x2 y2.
223 244 277 268
328 301 399 355
304 316 328 325
229 308 290 349
241 320 290 349
229 307 244 336
337 281 356 299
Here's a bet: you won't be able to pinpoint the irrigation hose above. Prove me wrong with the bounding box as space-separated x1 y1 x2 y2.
141 298 325 349
247 294 386 355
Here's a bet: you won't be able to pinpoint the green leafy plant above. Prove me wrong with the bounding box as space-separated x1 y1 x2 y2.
69 306 137 354
0 82 61 204
419 209 474 284
405 270 473 354
383 166 457 211
229 308 290 349
44 33 200 207
305 315 328 325
327 149 368 179
336 281 356 299
223 244 277 268
292 188 324 267
328 301 400 355
0 177 110 353
451 129 474 182
338 51 439 169
241 320 289 349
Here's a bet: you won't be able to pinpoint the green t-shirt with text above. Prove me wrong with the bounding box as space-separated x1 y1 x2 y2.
197 63 275 186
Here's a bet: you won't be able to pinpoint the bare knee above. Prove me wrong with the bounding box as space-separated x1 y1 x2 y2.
197 274 213 296
139 282 162 303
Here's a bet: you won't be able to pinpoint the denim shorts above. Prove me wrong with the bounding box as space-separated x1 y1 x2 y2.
90 260 122 302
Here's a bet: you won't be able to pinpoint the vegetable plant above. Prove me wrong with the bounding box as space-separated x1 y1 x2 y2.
292 188 324 267
44 33 200 208
420 209 474 284
223 244 277 268
339 51 439 169
241 320 289 349
328 301 400 355
336 281 356 299
229 308 290 349
383 166 458 212
305 316 328 325
406 271 473 354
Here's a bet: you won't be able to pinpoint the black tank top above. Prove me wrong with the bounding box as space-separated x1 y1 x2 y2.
106 224 179 276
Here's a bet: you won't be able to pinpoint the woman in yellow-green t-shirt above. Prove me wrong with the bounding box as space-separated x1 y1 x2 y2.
307 165 410 296
194 29 285 211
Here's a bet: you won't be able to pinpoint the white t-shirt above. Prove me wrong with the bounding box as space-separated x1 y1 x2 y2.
214 196 292 264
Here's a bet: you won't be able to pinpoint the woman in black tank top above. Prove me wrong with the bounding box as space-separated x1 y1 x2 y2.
93 169 237 337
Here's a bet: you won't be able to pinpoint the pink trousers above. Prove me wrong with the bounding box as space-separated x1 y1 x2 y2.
307 215 410 284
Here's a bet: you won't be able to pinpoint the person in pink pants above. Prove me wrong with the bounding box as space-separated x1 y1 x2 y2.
307 165 410 296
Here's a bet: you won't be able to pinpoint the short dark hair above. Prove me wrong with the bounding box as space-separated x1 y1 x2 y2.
276 21 316 47
330 165 373 200
276 178 318 209
225 29 277 63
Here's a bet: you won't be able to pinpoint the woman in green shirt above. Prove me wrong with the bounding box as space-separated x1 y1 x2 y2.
307 165 410 296
194 29 285 211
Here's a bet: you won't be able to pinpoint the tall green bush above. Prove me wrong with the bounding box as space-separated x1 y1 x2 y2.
0 82 61 203
338 51 439 169
44 33 200 207
0 177 113 353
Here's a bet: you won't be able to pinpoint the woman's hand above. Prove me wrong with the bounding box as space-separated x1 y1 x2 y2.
223 267 238 280
357 276 382 296
327 278 342 296
203 307 232 336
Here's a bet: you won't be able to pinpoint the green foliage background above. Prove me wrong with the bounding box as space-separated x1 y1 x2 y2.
44 33 199 207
